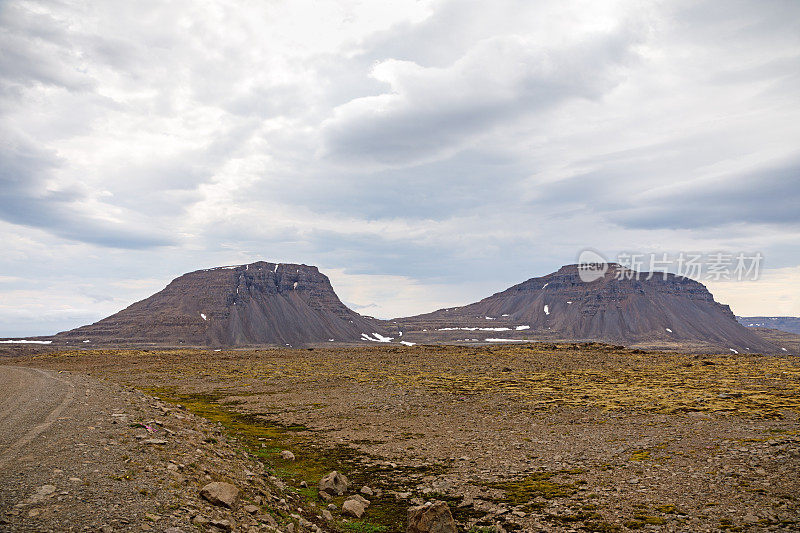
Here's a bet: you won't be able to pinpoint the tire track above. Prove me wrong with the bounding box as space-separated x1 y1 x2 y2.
0 367 76 471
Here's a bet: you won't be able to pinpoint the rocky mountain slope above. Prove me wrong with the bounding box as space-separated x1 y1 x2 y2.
57 262 386 347
738 316 800 335
48 261 787 353
395 264 781 353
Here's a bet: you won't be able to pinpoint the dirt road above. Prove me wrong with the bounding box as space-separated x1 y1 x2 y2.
0 367 76 472
0 366 295 533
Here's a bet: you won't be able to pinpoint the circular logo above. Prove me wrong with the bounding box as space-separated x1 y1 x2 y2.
577 249 609 283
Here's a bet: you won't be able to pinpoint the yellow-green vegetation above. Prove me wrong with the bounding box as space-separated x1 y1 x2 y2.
624 515 666 529
629 450 651 461
488 470 582 508
337 521 389 533
654 504 677 514
27 343 800 419
143 389 416 532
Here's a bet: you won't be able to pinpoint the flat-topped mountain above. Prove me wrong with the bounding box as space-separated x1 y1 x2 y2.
50 261 786 353
395 264 781 353
57 262 386 346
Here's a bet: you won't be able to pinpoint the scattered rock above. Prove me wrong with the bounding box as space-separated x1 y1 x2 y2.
407 501 457 533
322 510 333 521
319 471 349 496
38 484 56 496
209 518 233 531
280 450 296 461
342 498 366 518
192 514 210 526
349 494 370 508
244 504 259 514
319 490 333 502
360 486 374 496
200 481 240 508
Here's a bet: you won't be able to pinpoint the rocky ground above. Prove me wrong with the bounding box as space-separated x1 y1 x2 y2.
3 342 800 532
0 366 355 533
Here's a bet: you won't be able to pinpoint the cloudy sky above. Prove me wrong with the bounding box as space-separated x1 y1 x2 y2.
1 0 799 336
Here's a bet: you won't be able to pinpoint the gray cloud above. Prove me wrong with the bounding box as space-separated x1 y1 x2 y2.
0 137 174 249
321 29 639 167
1 0 799 335
613 160 800 230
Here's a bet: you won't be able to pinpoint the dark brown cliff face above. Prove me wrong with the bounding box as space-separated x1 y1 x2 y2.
397 264 779 353
57 262 385 346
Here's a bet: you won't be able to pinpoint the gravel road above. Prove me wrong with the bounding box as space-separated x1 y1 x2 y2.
0 365 285 532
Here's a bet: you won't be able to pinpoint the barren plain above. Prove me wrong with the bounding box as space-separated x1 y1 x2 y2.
3 343 800 532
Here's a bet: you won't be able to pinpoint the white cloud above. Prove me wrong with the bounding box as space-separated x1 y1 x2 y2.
0 0 799 335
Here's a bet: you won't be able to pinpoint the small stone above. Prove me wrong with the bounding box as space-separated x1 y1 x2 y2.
342 498 366 518
209 518 233 531
145 513 161 521
192 514 210 526
280 450 296 461
319 471 349 496
244 504 259 514
69 477 82 482
200 481 239 508
360 486 374 497
165 528 184 533
142 439 167 445
319 490 333 502
322 510 333 521
407 501 457 533
38 485 57 496
327 504 337 511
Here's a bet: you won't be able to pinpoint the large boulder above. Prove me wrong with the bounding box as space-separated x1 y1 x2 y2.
407 501 456 533
319 471 349 496
200 481 239 508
